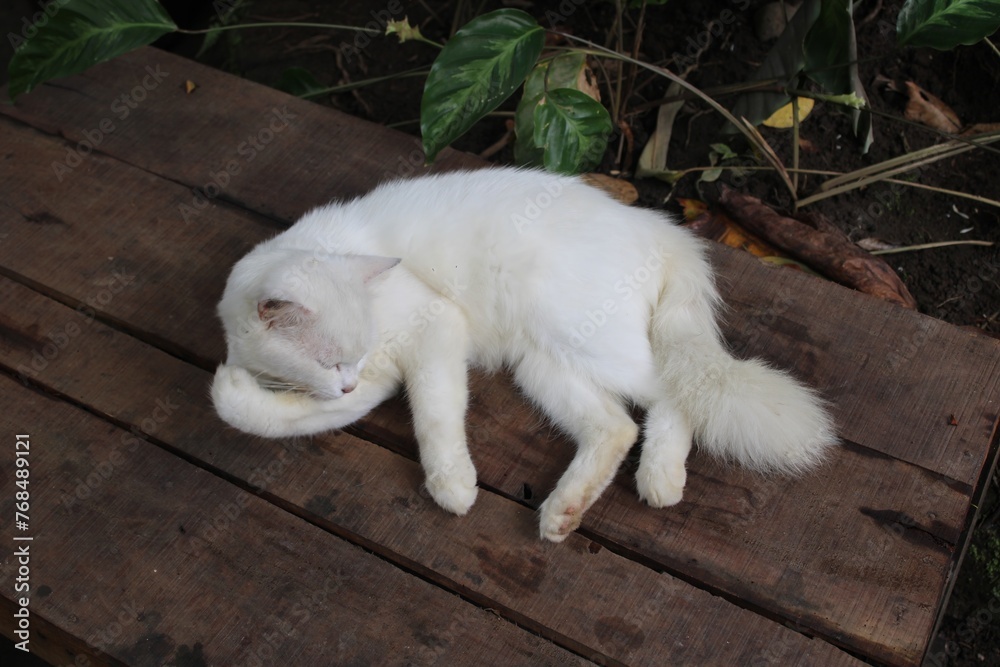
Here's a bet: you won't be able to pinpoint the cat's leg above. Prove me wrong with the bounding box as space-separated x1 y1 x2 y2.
403 318 478 516
514 352 639 542
212 364 397 437
636 398 693 507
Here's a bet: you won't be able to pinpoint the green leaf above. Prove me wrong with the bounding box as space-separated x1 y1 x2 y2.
8 0 177 101
897 0 1000 49
514 53 593 166
420 9 544 163
709 143 738 160
277 67 326 98
533 88 612 174
729 0 822 129
803 0 873 152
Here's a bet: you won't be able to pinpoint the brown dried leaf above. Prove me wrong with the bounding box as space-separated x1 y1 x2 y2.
576 62 601 102
960 122 1000 137
855 237 897 252
903 81 961 133
680 201 784 259
581 174 638 205
719 187 918 309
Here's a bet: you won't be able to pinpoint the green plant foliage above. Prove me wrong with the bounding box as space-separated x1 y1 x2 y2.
277 67 326 99
897 0 1000 49
420 9 545 163
532 88 612 174
8 0 177 101
803 0 873 152
514 53 593 166
729 0 822 129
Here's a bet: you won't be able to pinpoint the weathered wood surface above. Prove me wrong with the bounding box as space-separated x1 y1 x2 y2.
4 48 995 485
0 374 587 667
0 47 997 666
0 276 860 667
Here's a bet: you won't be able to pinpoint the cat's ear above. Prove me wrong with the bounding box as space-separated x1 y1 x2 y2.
354 255 401 284
257 299 311 329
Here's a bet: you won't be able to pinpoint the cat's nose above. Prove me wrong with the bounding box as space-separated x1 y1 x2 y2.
342 383 356 394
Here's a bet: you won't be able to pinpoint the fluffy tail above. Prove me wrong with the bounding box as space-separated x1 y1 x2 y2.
651 246 837 473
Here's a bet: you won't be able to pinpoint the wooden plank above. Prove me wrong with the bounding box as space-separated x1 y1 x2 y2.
354 380 966 666
0 108 979 665
711 247 1000 486
0 48 480 223
0 375 588 667
3 49 998 484
0 277 865 667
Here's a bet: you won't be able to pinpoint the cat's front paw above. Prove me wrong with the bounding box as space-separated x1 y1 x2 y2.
538 494 584 543
212 364 264 421
216 363 258 392
636 461 686 508
424 457 478 516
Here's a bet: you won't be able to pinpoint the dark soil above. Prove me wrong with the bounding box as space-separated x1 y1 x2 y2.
2 1 997 665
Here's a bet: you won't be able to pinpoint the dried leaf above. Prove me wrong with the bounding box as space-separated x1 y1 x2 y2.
581 173 638 205
678 198 709 220
680 199 785 259
855 237 897 252
636 81 685 181
184 80 197 94
797 137 818 153
960 122 1000 137
719 187 918 309
903 81 961 134
762 97 815 128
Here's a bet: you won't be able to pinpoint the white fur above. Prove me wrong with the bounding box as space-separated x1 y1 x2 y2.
212 168 837 541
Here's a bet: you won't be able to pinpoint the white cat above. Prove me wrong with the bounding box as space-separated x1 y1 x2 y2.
212 168 835 542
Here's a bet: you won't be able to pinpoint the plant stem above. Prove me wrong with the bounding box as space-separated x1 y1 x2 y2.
178 22 380 35
870 241 994 255
791 96 800 198
550 34 781 184
985 37 1000 59
798 131 1000 207
668 165 1000 209
298 68 430 99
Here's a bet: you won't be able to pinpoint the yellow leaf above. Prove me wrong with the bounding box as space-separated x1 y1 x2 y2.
762 97 814 129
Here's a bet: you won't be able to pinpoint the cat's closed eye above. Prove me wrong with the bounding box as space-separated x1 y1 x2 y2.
317 359 342 371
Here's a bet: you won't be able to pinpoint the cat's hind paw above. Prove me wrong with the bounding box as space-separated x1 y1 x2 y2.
424 461 478 516
635 461 686 508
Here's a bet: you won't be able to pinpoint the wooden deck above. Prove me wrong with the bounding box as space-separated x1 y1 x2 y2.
1 47 998 667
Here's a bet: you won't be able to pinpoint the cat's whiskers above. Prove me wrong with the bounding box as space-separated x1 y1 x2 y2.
251 371 312 395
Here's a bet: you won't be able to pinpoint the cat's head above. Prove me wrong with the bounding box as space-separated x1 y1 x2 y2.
219 248 399 400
